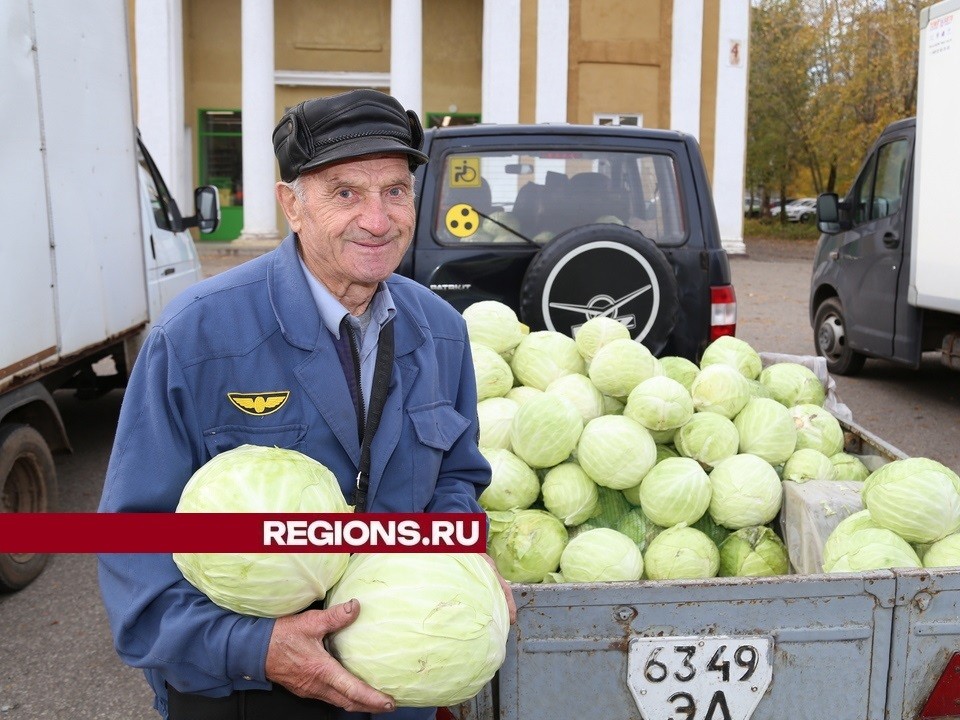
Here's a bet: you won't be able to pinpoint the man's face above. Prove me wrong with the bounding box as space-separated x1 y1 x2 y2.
278 154 415 293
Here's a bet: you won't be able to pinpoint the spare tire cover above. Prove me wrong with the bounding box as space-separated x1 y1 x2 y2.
519 224 679 354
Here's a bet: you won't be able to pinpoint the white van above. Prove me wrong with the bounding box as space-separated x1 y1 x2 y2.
0 0 219 589
810 0 960 375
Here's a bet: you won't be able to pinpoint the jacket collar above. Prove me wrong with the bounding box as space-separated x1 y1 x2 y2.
267 233 424 358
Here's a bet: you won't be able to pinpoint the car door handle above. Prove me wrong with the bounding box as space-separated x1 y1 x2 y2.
163 267 176 276
883 232 900 248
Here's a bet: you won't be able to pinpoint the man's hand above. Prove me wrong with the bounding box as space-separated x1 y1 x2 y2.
483 553 517 625
265 599 396 713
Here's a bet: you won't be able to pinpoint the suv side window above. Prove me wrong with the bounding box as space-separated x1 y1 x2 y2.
434 149 686 246
852 138 909 225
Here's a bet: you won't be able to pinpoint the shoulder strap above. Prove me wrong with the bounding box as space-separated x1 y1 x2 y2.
354 319 394 512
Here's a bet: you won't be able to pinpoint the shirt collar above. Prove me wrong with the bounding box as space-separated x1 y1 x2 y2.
296 251 396 339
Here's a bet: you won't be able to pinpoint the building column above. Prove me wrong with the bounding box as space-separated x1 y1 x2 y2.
713 0 749 255
535 0 569 123
482 0 521 124
390 0 423 118
135 0 187 209
238 0 279 242
670 2 703 139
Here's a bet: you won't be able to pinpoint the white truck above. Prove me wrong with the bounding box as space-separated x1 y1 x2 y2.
811 0 960 375
0 0 219 589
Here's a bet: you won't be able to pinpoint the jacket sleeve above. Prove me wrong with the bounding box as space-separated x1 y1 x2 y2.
424 327 491 515
97 326 275 697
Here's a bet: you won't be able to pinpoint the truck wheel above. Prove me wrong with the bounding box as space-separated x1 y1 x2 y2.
518 224 679 354
814 297 866 375
0 424 57 591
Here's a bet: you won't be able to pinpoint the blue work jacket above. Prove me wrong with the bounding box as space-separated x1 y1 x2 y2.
98 234 489 719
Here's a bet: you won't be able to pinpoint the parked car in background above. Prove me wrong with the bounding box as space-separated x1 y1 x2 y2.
744 195 762 217
772 197 817 222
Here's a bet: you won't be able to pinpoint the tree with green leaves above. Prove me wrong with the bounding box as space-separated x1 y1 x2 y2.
747 0 935 203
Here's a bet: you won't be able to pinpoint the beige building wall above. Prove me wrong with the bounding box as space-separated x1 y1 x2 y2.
134 1 735 238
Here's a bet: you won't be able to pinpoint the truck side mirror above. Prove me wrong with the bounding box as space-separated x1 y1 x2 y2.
817 193 841 234
183 185 221 234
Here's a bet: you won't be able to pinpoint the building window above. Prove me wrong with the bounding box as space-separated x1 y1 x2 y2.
199 109 243 208
594 113 643 127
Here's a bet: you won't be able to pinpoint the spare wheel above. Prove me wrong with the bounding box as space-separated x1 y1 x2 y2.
519 224 679 355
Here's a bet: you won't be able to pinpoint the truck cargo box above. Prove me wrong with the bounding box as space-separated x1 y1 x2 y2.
0 0 148 392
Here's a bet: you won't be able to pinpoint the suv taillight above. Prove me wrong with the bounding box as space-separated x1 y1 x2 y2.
710 285 737 340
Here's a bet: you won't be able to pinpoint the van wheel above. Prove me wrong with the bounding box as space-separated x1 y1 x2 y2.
518 224 680 354
0 424 57 591
814 297 866 375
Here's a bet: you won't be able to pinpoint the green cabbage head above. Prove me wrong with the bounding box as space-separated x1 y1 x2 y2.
822 527 922 572
759 362 826 407
510 393 584 469
624 376 694 431
588 338 662 398
541 462 599 526
576 415 657 489
471 343 514 401
790 404 844 457
718 526 789 577
699 336 762 380
173 445 350 617
922 533 960 568
659 355 701 391
463 300 526 355
478 447 540 511
674 412 740 469
545 373 605 424
734 397 797 465
510 331 585 390
862 458 960 543
326 553 509 706
782 448 839 483
708 454 783 529
821 510 885 571
690 364 751 419
830 453 871 483
643 525 720 580
477 397 519 451
487 509 569 582
573 316 631 364
560 528 644 582
636 457 712 527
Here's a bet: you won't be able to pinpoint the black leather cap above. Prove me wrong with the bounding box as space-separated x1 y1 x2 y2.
272 89 429 182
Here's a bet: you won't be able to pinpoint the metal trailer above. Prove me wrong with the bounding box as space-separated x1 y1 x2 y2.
887 569 960 719
448 417 960 720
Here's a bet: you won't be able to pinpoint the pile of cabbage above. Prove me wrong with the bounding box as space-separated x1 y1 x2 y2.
464 300 960 582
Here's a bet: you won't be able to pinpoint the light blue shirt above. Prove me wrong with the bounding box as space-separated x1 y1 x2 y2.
297 252 396 413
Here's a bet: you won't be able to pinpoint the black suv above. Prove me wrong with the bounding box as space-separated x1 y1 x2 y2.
399 124 735 361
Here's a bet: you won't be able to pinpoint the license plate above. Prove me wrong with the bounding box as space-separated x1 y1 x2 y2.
627 635 773 720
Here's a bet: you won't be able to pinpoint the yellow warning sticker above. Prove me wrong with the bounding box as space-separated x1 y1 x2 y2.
445 203 481 238
448 157 481 188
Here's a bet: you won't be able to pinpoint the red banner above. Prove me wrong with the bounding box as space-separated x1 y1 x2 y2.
0 513 487 553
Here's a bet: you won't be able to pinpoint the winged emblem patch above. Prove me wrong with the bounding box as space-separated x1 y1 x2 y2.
228 391 290 416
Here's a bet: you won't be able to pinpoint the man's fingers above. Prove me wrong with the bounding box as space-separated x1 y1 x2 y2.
310 599 361 634
320 659 396 713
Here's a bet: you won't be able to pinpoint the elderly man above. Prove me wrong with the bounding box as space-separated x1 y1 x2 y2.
99 89 513 720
